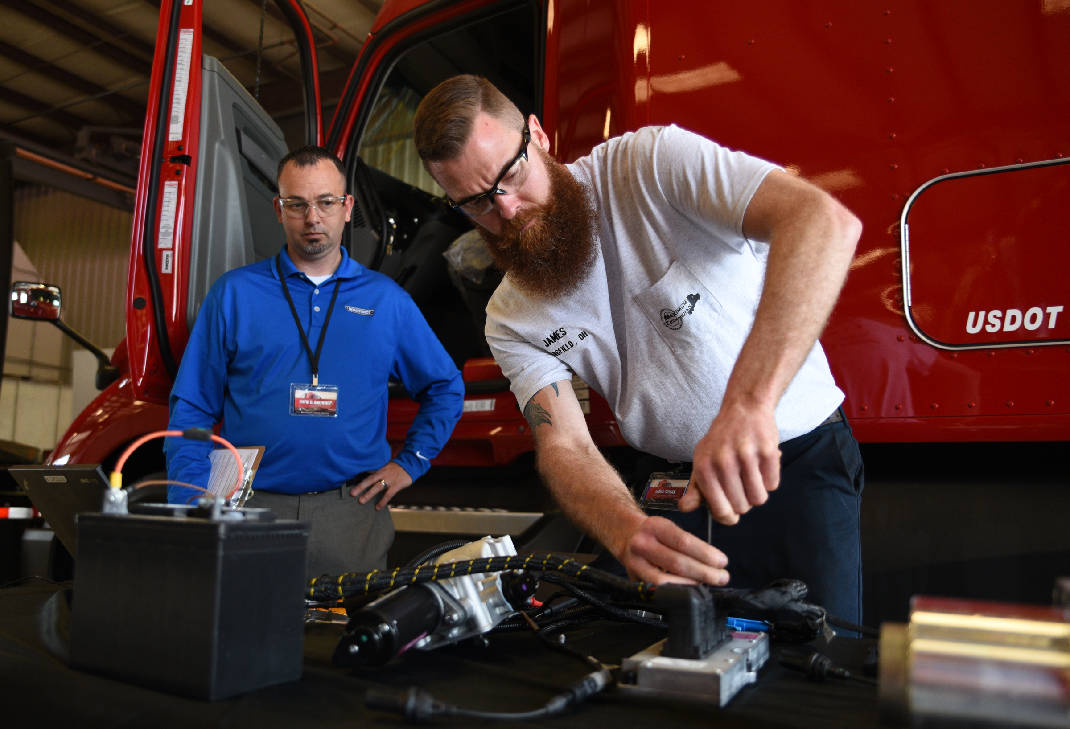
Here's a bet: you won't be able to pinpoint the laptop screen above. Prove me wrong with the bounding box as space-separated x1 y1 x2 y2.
8 465 109 556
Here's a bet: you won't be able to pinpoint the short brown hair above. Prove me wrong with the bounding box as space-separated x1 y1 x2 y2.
276 145 346 187
413 75 524 163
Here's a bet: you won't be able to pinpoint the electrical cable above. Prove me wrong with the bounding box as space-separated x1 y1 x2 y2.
307 553 656 604
111 428 244 500
367 669 614 722
367 600 616 722
779 649 878 686
490 598 588 633
827 615 880 638
539 573 665 628
127 479 213 505
401 539 471 571
496 605 602 637
516 610 605 672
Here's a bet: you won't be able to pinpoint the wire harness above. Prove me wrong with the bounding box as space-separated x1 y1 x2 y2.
307 553 655 605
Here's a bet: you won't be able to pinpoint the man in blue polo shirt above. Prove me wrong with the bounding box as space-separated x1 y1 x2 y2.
165 146 465 576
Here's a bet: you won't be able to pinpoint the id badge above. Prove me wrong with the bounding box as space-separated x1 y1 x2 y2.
639 471 690 511
290 383 339 417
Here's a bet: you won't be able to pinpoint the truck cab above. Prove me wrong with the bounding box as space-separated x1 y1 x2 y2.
25 1 1070 520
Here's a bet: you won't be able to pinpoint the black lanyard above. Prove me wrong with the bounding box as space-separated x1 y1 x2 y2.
276 253 342 386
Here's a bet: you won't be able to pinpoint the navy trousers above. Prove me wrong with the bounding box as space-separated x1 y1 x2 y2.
632 413 864 626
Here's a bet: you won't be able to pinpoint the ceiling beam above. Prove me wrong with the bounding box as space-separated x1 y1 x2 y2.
1 86 92 131
0 40 145 119
5 0 153 70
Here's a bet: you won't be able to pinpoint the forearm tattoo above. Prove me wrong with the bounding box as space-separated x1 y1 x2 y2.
523 382 560 430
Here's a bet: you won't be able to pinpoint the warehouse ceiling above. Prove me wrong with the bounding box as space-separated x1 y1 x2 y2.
0 0 384 187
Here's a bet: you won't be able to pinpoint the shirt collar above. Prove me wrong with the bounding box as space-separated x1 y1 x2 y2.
274 245 364 282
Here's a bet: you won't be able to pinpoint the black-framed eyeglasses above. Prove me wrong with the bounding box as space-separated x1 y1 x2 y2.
278 195 348 218
447 122 531 217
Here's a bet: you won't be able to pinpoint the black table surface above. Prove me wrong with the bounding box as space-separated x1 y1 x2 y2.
0 580 890 728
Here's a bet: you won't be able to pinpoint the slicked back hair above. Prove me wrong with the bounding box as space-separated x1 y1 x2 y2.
413 75 525 164
276 145 347 188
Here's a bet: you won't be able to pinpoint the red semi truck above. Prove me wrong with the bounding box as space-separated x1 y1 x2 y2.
14 0 1070 614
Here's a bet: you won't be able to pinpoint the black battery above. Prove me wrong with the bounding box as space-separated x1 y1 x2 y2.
70 510 309 700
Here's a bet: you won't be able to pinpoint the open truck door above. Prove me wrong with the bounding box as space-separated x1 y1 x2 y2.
321 0 628 470
126 0 323 404
46 0 324 472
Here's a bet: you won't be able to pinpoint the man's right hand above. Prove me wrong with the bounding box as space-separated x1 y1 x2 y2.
520 380 730 588
613 513 730 586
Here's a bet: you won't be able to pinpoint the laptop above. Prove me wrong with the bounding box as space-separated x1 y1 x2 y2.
8 464 110 556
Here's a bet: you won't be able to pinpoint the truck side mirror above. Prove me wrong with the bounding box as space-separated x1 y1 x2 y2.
8 281 119 390
9 281 62 322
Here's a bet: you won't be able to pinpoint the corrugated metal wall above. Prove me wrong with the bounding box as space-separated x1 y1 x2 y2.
13 185 131 357
3 185 130 452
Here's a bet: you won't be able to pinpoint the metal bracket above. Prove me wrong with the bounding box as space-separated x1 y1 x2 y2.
619 631 770 707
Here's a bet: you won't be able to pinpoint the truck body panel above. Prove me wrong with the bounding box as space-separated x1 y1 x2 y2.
46 0 1070 475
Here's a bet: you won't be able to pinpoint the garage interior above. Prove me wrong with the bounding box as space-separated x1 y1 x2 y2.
0 2 1067 727
1 0 1067 630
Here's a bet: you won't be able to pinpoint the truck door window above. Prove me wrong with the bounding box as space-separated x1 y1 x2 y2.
348 2 539 366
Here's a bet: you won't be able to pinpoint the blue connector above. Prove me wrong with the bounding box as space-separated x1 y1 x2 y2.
726 616 771 633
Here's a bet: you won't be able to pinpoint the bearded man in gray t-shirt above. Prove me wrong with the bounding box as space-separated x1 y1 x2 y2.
413 75 865 626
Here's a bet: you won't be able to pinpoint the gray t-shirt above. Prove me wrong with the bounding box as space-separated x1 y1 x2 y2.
485 125 844 461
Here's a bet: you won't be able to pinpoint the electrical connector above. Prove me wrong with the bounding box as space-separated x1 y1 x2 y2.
780 649 876 685
654 584 725 659
366 687 443 723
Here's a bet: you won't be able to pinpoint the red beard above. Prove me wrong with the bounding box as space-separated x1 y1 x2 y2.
478 149 597 299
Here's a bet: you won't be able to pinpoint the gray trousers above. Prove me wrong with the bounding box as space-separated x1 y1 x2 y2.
246 487 394 579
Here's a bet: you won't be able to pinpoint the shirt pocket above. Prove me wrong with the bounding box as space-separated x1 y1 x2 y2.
632 259 723 356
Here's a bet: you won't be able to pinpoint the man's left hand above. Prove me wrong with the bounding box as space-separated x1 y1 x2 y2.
679 402 781 525
349 462 413 510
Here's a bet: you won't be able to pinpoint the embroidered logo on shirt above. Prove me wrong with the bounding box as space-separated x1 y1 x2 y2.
661 293 701 330
345 305 374 316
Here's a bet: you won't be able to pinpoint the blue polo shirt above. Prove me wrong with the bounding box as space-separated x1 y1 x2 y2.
164 246 464 501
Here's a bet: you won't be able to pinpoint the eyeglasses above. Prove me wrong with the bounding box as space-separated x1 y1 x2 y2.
278 195 348 218
447 122 531 217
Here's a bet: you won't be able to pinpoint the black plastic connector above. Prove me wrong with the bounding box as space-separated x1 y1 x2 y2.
654 584 726 659
500 570 539 610
366 687 444 722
